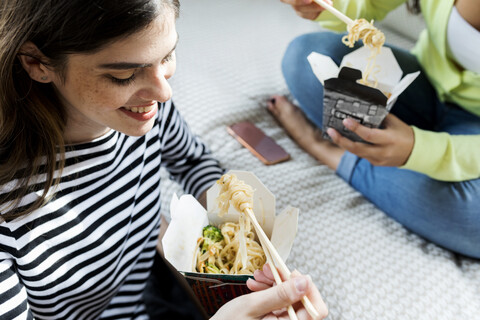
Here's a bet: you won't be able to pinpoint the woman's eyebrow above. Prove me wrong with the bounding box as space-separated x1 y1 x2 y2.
97 35 179 70
98 62 153 70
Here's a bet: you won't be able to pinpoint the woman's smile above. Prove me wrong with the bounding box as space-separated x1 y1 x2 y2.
120 102 158 121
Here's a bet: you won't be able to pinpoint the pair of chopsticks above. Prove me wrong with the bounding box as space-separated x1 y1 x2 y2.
244 207 321 320
312 0 353 26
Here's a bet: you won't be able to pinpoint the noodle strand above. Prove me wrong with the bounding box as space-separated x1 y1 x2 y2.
342 18 385 88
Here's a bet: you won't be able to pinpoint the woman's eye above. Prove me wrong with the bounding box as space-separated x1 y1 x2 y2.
163 52 174 63
108 73 136 86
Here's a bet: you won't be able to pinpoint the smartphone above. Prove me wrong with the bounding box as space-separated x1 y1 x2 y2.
227 121 290 165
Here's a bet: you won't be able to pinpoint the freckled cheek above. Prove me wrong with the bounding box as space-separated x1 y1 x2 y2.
74 80 132 110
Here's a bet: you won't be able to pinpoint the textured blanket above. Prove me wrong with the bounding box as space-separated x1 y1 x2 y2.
161 1 480 319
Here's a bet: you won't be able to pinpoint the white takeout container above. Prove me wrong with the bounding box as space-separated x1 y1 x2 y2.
161 170 299 315
307 47 420 142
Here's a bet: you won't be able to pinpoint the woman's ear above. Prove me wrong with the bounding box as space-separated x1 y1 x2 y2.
18 42 53 83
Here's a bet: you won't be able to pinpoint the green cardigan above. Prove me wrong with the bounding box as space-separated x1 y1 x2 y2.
316 0 480 181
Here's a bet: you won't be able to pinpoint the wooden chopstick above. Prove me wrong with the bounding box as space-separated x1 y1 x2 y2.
245 208 321 320
258 235 298 320
312 0 353 26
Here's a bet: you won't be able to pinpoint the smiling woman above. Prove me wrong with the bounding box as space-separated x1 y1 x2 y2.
0 0 179 220
0 1 328 320
39 15 178 142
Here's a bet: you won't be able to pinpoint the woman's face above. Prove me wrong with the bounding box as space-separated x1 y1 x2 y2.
50 10 177 143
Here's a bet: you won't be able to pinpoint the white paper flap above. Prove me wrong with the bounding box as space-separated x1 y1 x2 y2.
386 71 421 109
340 46 402 93
207 170 275 238
162 194 209 272
307 52 339 85
270 206 299 263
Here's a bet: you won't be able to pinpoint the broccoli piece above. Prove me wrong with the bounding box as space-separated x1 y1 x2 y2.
205 263 221 274
201 238 214 253
201 225 223 253
202 225 223 242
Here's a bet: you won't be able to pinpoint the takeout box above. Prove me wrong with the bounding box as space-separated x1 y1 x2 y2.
307 46 420 142
162 170 299 316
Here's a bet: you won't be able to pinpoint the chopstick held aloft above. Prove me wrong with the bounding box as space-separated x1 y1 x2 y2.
312 0 353 26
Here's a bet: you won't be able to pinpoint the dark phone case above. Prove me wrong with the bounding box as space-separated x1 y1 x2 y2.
227 121 290 165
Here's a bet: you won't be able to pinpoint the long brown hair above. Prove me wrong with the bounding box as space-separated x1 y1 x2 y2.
0 0 180 221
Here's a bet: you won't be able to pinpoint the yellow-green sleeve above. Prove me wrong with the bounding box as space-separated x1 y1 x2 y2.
400 126 480 181
314 0 407 32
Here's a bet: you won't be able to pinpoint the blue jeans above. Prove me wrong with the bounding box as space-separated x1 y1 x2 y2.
281 32 480 259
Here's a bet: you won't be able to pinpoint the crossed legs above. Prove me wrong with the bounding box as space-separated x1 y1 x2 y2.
270 31 480 258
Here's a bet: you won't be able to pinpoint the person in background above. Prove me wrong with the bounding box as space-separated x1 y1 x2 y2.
0 0 328 319
272 0 480 258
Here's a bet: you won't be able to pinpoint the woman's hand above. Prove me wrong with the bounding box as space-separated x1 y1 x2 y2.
211 264 328 320
327 113 415 167
280 0 332 21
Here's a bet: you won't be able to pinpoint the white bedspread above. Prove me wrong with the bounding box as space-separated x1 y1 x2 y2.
161 1 480 319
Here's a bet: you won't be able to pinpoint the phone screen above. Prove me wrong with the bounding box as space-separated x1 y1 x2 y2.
227 121 290 165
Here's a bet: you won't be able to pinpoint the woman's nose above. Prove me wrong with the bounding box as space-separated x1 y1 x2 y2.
137 65 174 102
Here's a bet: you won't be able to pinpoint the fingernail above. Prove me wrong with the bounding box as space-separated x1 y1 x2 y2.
327 128 336 139
294 277 307 293
343 118 353 128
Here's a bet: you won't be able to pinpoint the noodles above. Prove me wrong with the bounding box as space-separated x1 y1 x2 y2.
195 174 266 275
196 221 266 275
216 173 253 216
342 18 385 88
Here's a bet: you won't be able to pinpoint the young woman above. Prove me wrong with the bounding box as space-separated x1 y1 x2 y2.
0 1 327 319
273 0 480 258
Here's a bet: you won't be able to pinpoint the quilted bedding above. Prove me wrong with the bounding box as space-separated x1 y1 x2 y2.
160 1 480 319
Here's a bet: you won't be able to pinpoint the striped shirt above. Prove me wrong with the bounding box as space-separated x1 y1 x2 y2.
0 100 223 319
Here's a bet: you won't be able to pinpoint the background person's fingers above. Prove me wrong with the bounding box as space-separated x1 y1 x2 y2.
327 127 359 150
342 118 387 144
280 0 312 5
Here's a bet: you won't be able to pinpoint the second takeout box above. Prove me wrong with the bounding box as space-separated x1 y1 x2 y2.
307 46 420 142
162 170 299 316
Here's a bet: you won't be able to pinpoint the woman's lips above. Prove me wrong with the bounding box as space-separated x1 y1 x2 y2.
120 102 158 121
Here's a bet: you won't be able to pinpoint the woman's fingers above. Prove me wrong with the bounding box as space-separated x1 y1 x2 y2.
245 276 310 317
279 0 326 20
255 268 276 285
214 276 310 320
342 118 389 144
326 127 377 157
247 278 272 291
247 268 328 319
246 268 276 291
327 113 415 167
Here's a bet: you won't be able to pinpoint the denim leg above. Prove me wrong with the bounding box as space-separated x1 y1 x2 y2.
343 158 480 259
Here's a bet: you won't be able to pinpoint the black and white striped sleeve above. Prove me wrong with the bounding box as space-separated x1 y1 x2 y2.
0 256 33 320
158 100 224 198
